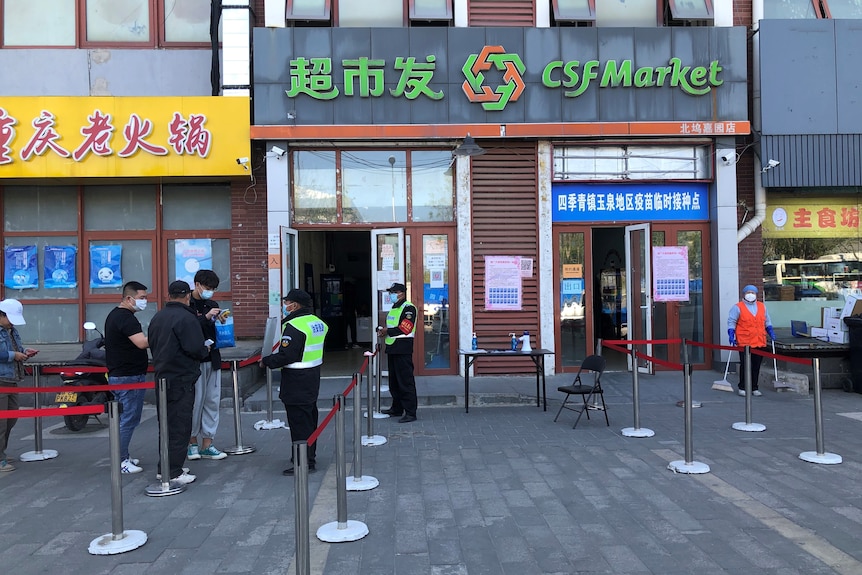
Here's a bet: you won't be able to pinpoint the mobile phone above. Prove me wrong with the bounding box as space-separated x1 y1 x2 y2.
204 339 215 347
24 348 37 357
219 309 230 318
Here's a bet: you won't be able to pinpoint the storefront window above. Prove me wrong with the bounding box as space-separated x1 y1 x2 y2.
3 0 76 46
763 0 820 18
163 0 216 43
553 145 712 181
342 151 407 223
423 234 449 369
5 186 78 231
412 151 454 222
559 232 587 366
293 151 338 224
84 185 157 231
88 239 154 294
338 0 403 26
167 239 231 292
595 0 657 26
162 184 231 230
85 0 152 43
763 192 862 326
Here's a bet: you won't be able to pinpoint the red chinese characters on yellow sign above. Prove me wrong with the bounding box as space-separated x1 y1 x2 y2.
764 196 862 238
0 97 249 178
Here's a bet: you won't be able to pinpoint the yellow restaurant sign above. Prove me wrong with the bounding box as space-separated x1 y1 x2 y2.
763 195 861 238
0 97 250 178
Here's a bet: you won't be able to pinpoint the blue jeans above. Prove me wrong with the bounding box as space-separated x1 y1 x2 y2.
109 375 146 461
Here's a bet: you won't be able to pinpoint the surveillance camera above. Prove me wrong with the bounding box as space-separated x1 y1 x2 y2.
721 155 730 163
767 159 780 168
236 157 249 165
270 146 285 158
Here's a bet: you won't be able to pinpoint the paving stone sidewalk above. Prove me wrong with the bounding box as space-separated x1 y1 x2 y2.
1 370 862 575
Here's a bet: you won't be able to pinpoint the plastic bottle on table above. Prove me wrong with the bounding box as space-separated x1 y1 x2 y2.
471 333 478 351
510 333 518 351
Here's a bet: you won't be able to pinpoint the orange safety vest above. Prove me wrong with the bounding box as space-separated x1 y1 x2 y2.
735 301 767 348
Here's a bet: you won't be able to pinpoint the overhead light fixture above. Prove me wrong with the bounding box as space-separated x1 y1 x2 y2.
453 133 485 157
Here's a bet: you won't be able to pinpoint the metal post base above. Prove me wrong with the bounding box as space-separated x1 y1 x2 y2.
346 475 379 491
224 444 256 455
667 460 710 474
732 422 766 432
253 419 287 430
19 449 58 462
675 400 702 408
88 530 148 555
316 520 369 543
621 427 655 438
361 435 387 446
363 411 390 419
799 451 842 465
145 481 187 497
379 385 389 393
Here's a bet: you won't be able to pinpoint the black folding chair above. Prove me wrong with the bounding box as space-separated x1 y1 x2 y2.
553 354 608 428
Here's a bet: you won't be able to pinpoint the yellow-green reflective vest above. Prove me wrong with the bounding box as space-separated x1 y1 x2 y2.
285 314 328 369
385 301 415 346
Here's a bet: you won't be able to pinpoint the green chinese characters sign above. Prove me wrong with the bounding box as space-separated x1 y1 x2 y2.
286 49 723 111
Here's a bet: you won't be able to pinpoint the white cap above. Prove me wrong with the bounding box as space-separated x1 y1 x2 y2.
0 298 26 325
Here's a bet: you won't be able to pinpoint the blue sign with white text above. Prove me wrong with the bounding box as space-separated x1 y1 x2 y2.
552 182 709 222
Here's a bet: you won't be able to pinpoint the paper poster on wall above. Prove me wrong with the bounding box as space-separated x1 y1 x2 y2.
4 245 38 289
485 255 522 311
653 246 689 302
44 246 77 288
175 239 213 287
89 245 123 288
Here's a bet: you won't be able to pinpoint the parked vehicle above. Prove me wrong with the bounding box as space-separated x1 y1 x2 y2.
55 322 110 432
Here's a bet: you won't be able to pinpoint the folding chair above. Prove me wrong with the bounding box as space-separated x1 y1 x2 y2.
553 354 608 428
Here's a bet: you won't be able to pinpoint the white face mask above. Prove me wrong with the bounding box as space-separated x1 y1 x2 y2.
134 299 148 311
744 293 757 303
200 289 214 300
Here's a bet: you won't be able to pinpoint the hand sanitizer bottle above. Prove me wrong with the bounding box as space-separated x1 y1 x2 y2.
510 333 518 351
471 333 478 351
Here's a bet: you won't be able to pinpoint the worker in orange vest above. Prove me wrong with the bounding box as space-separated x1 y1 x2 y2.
728 285 776 397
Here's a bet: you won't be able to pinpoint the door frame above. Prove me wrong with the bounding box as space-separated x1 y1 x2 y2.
625 223 653 374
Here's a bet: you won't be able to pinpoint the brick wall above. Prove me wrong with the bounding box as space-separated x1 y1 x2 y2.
230 144 269 339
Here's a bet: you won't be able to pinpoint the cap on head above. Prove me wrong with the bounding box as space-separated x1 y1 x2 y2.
387 282 407 294
742 285 758 295
0 298 25 325
283 288 313 307
168 280 192 296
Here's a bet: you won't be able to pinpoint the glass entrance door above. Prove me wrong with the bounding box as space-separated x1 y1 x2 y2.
556 231 589 369
625 224 653 374
371 228 405 376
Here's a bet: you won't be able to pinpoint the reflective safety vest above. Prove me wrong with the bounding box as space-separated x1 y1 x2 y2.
285 314 328 369
385 301 415 346
735 301 767 348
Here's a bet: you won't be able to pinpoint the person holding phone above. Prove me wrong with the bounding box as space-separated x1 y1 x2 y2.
0 299 37 472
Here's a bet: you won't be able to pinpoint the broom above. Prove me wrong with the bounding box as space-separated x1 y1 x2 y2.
712 350 734 392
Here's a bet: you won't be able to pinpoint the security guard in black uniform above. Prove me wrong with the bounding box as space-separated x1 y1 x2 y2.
377 282 418 423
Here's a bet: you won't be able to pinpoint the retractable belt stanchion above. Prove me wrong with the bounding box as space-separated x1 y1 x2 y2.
733 345 766 432
621 346 654 438
347 372 379 491
372 345 386 418
669 341 710 474
294 441 310 575
19 365 58 462
89 400 147 554
799 358 842 465
146 378 186 497
363 354 386 446
224 360 256 455
317 394 369 543
254 366 287 430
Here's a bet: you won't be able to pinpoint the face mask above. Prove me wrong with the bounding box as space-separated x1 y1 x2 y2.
282 305 291 316
744 293 757 303
134 299 148 311
201 289 214 300
389 293 400 304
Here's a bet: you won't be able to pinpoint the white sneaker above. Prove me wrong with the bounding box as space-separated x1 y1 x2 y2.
738 389 746 397
129 457 140 465
752 390 763 397
121 459 143 474
156 467 190 480
172 470 197 485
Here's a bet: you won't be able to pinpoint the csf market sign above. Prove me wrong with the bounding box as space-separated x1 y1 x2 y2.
286 45 724 111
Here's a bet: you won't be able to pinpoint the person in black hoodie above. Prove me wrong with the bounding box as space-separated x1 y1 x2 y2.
186 269 228 461
148 281 209 485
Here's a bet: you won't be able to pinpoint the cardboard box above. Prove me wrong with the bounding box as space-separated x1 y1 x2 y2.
828 330 849 344
810 327 828 341
825 317 847 332
840 295 862 319
823 307 842 324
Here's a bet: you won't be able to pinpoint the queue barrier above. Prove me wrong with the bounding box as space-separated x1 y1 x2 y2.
0 383 154 555
602 337 842 471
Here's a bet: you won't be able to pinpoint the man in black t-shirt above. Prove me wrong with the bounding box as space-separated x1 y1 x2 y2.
105 281 150 474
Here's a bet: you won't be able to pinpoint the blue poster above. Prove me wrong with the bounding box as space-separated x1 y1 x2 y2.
175 239 212 288
552 182 709 222
89 245 122 288
4 245 38 289
44 246 77 289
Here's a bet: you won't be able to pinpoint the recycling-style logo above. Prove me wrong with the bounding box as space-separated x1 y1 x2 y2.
461 46 526 112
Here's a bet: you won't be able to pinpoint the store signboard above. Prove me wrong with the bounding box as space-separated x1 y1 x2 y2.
552 182 709 222
763 196 861 238
0 97 250 178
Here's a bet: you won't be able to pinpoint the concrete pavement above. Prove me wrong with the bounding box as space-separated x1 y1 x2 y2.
1 368 862 574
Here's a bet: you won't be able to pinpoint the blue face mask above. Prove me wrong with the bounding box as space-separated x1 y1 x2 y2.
282 305 290 316
201 289 214 300
389 293 400 304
